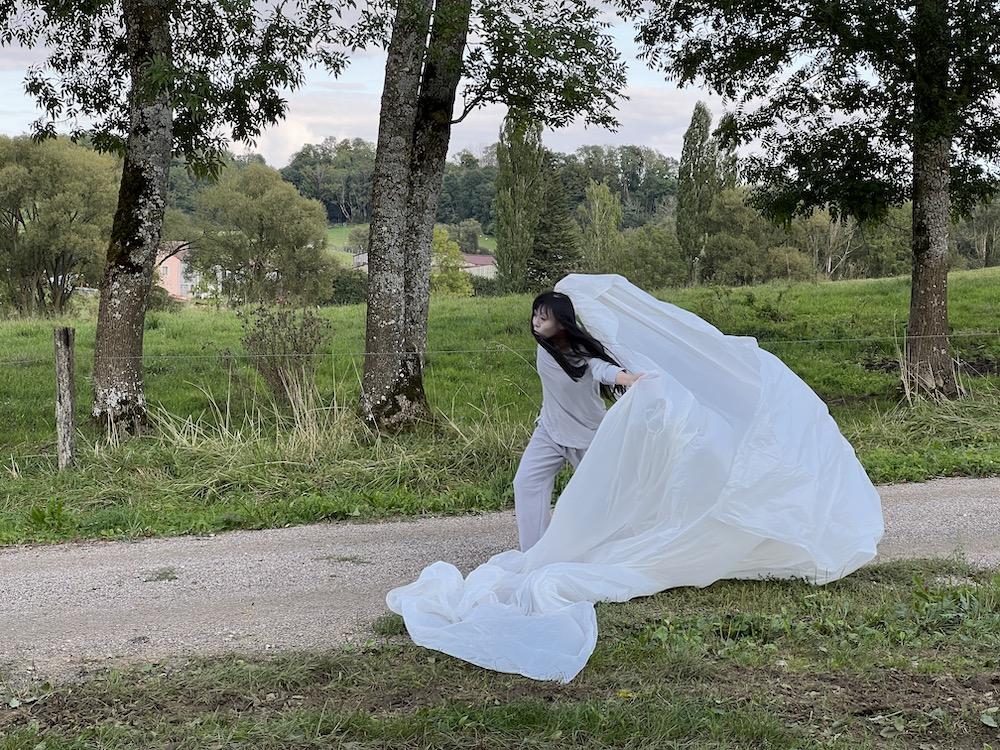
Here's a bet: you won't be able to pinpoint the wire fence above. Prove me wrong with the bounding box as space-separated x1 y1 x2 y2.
2 330 1000 368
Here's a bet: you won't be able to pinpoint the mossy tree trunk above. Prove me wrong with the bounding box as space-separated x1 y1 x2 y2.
907 0 959 398
91 0 174 431
361 0 471 430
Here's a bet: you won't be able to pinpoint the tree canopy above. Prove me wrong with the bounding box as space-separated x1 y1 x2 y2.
2 0 349 174
629 0 1000 221
190 163 334 304
0 136 119 314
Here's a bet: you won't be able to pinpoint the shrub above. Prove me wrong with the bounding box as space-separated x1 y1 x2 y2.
147 283 183 312
237 304 332 406
471 275 506 297
346 224 370 254
324 267 369 306
431 226 473 297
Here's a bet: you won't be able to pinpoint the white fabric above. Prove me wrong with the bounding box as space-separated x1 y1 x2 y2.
514 420 588 551
387 274 885 683
536 345 622 448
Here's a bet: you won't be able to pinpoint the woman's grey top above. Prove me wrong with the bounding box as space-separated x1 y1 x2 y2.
536 345 623 449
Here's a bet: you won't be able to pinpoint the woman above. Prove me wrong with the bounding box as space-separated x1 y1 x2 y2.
515 291 643 550
387 275 883 683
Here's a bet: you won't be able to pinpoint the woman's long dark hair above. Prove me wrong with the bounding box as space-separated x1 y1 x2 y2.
532 291 626 400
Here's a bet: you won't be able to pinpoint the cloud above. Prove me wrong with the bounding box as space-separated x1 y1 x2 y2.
310 80 371 92
2 27 728 167
246 22 728 166
247 83 381 164
251 78 727 167
0 43 47 71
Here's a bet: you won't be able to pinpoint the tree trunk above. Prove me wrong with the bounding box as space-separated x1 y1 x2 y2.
91 0 174 430
361 0 434 427
398 0 472 417
361 0 471 430
48 251 74 314
908 0 959 398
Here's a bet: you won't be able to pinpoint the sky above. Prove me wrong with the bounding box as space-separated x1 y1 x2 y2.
0 19 726 168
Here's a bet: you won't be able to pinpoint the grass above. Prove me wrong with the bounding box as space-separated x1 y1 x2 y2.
3 558 999 748
325 222 497 254
325 223 356 249
324 224 358 267
1 268 999 546
330 249 355 268
325 224 359 267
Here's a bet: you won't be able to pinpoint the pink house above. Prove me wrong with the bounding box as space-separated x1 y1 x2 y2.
461 253 497 278
156 241 201 300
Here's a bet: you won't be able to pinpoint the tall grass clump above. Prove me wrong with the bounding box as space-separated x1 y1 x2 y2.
0 366 528 544
235 303 332 408
843 376 1000 482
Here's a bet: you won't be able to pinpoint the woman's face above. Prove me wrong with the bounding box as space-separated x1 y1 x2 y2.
532 306 561 339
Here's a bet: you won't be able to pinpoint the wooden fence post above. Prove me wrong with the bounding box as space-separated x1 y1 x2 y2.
54 326 76 470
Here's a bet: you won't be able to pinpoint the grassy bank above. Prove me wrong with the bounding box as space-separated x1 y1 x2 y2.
3 559 999 748
1 268 998 545
325 223 497 254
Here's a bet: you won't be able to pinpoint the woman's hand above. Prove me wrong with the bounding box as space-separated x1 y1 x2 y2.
616 370 645 387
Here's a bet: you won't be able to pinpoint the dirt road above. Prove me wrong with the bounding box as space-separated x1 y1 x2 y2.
2 476 997 684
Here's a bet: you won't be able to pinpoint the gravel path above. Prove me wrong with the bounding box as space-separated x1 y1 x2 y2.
2 476 998 685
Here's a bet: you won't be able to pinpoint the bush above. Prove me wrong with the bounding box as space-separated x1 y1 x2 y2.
431 226 473 297
325 267 368 306
457 219 483 253
64 288 101 318
763 246 815 282
237 304 332 406
471 275 506 297
346 224 370 254
613 223 687 290
147 283 183 312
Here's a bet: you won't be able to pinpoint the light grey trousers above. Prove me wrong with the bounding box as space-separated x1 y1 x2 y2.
513 422 588 551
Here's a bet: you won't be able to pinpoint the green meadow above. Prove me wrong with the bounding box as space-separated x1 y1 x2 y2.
325 222 496 255
1 268 998 545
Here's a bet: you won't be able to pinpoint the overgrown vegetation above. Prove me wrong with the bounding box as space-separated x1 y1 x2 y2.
235 304 332 405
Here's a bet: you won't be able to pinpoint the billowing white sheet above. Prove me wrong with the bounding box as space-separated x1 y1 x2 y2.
387 274 885 682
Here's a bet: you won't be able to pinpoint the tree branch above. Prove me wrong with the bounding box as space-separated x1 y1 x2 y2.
451 92 486 124
156 240 193 265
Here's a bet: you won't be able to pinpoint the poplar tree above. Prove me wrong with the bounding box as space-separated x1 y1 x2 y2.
494 112 545 293
676 102 718 285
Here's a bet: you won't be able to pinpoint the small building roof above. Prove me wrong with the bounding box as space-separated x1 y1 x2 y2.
461 253 496 267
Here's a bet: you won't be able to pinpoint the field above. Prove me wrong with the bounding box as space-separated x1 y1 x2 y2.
1 268 998 546
324 225 357 267
325 223 355 249
3 269 1000 749
325 223 497 255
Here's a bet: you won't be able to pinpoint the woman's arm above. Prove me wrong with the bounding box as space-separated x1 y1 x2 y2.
589 358 644 388
615 370 644 387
